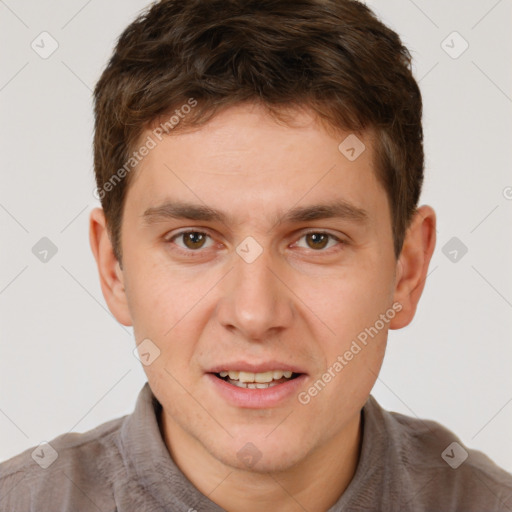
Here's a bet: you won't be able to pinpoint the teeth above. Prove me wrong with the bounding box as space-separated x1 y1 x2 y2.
229 380 282 389
255 371 274 383
217 370 295 383
239 371 255 383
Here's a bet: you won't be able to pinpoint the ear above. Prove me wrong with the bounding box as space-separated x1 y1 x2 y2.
390 205 436 329
89 207 132 326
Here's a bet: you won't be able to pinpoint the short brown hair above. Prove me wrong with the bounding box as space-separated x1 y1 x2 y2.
93 0 423 264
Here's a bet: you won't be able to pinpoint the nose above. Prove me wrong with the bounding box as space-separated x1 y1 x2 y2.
215 246 294 341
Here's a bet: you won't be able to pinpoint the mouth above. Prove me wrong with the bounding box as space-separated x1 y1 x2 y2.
205 362 308 408
212 370 301 389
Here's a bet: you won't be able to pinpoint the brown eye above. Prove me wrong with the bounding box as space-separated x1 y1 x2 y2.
293 231 343 253
305 233 329 250
167 231 214 253
181 232 208 250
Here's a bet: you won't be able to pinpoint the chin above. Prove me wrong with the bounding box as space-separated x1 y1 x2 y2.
208 435 311 474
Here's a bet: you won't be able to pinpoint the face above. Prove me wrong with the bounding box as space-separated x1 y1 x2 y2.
93 103 427 474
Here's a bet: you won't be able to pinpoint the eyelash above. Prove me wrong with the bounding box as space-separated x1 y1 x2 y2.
164 229 346 258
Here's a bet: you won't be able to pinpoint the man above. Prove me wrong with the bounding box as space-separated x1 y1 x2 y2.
1 0 511 510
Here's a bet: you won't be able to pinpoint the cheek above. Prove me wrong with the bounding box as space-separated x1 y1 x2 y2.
124 254 196 332
299 259 395 335
301 276 392 416
124 261 218 370
125 276 171 339
295 264 394 402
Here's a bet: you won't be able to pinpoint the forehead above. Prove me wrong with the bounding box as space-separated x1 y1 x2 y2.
124 103 387 227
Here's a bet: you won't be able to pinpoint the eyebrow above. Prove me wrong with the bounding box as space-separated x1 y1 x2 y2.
141 199 369 227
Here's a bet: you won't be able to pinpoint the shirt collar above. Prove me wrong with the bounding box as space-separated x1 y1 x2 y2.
120 382 225 511
120 382 392 511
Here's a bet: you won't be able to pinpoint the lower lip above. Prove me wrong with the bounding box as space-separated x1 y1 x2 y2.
206 373 307 409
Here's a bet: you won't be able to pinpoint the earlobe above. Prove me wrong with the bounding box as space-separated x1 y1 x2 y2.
89 207 133 326
390 205 436 330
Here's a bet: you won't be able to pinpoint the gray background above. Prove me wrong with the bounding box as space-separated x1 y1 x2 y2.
1 0 511 473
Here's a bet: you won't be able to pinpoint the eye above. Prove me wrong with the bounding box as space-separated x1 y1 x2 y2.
166 230 214 252
165 229 345 257
293 231 344 252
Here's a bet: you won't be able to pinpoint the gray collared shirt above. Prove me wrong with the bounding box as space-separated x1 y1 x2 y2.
1 382 512 511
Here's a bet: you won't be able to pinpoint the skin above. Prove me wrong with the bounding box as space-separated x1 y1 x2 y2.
90 102 436 512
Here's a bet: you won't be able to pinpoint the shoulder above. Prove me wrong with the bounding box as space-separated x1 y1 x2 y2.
0 415 126 511
373 399 512 510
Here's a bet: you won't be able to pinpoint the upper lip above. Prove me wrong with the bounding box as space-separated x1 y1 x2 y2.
207 360 307 374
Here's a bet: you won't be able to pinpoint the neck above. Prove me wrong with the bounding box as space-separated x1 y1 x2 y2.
160 410 363 512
